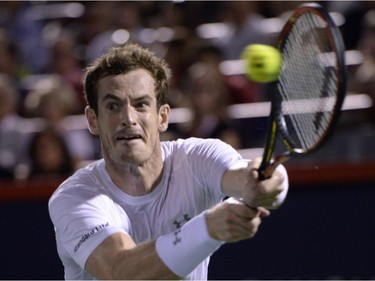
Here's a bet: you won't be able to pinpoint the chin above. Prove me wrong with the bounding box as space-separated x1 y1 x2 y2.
119 149 150 165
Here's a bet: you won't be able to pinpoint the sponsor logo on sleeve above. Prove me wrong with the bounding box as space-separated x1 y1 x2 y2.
74 222 109 252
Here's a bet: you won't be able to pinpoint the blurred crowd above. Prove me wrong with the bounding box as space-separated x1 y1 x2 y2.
0 1 375 182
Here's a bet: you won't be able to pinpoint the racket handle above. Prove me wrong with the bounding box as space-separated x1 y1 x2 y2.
258 154 290 180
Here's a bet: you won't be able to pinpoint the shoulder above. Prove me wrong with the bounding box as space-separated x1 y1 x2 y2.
162 137 236 155
47 159 126 234
161 138 242 173
48 159 109 211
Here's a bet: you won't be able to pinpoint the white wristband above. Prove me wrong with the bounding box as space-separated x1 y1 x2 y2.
155 211 224 277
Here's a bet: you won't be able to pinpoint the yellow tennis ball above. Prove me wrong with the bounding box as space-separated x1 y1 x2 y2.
241 44 282 83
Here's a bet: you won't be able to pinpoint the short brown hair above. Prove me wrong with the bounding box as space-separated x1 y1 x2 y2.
84 43 171 114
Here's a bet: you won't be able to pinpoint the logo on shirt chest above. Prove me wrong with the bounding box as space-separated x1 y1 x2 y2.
172 214 191 229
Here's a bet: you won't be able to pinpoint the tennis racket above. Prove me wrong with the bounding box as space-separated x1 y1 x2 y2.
258 3 347 180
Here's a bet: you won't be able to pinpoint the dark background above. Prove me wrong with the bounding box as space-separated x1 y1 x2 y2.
1 174 374 280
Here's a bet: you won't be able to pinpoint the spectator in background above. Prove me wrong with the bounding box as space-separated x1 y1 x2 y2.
213 1 271 60
83 2 118 64
113 1 145 44
0 28 28 86
176 62 242 149
24 75 80 127
0 74 31 179
162 35 195 108
49 34 86 113
348 9 375 122
23 75 97 166
328 1 375 50
194 43 260 104
0 2 49 74
27 127 74 181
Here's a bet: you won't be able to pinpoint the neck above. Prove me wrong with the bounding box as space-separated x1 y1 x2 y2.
105 154 164 196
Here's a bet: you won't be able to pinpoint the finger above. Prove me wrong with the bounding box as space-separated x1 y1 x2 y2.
219 204 265 241
229 202 260 220
257 207 271 217
257 175 285 196
227 213 263 239
225 197 261 217
252 196 281 209
252 157 262 168
269 169 286 186
250 168 259 183
248 159 261 179
244 216 262 238
242 205 270 218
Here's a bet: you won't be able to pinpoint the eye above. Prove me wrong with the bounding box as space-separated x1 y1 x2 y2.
106 102 120 111
134 101 150 110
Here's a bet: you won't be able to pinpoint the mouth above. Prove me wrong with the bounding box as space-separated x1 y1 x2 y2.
115 133 143 142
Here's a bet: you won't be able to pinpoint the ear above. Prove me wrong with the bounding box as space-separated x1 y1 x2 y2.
158 104 170 133
85 106 100 136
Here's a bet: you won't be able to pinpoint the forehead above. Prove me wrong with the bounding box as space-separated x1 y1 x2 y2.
97 69 155 99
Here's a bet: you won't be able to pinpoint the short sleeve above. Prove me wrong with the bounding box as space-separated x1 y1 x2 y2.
49 183 129 269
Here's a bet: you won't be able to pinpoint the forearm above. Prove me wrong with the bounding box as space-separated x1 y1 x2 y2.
86 212 222 280
86 233 179 280
112 241 180 280
221 160 253 198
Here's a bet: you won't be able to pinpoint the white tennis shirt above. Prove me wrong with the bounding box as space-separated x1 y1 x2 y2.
48 137 242 280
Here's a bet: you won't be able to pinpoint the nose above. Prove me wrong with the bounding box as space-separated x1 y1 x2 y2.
120 105 136 127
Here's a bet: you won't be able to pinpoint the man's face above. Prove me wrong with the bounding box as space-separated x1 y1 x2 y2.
86 69 169 166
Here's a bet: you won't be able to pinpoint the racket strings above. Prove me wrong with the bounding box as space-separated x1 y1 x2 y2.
278 12 339 151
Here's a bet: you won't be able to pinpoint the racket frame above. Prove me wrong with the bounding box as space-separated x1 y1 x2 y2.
258 3 347 180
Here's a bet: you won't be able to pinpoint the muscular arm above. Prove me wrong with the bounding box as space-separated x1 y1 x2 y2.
85 197 269 280
86 232 179 280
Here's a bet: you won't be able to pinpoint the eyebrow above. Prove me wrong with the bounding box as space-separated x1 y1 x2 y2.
101 93 154 103
102 93 121 102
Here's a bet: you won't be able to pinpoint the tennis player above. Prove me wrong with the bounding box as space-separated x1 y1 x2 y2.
48 43 289 280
